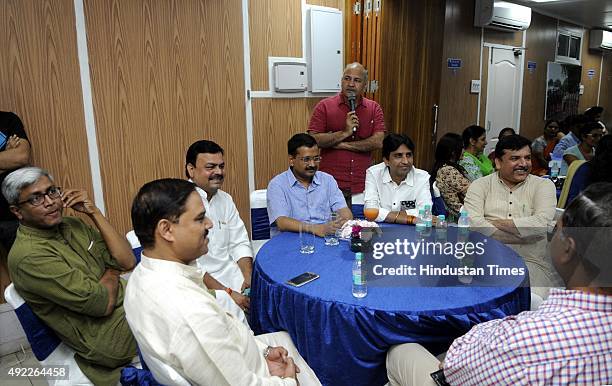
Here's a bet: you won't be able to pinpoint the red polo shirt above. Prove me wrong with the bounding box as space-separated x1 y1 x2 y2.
308 94 385 193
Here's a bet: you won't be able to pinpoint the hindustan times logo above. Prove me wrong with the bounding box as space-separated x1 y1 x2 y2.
372 239 487 260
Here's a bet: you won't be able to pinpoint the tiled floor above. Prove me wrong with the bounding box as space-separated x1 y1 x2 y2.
0 347 45 385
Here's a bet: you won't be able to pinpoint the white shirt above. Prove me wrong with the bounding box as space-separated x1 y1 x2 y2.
364 162 432 221
193 185 253 290
124 255 296 386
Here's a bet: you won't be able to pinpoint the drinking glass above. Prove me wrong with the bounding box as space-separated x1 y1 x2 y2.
324 212 340 246
363 201 379 222
299 222 315 254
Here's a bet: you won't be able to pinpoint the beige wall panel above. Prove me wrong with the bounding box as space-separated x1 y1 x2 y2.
249 0 302 91
484 28 523 47
0 0 93 200
84 0 248 235
479 48 489 128
578 30 603 113
252 98 323 189
437 0 481 138
520 12 557 140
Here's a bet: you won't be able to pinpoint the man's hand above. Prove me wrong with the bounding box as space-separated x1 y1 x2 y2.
265 346 300 381
240 279 251 292
230 290 250 311
311 223 337 238
345 111 359 134
62 189 98 215
6 135 23 150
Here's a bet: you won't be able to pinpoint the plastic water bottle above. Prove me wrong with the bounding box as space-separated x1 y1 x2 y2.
436 214 448 240
424 204 433 228
352 252 367 298
550 168 560 189
458 209 469 231
415 209 426 232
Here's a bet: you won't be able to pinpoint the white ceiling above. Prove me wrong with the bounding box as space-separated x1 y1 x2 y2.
511 0 612 30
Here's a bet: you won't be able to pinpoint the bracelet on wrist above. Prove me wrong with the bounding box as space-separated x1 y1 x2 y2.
263 346 272 359
224 287 233 296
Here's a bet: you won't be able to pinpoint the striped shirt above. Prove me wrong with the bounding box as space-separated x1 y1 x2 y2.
444 289 612 385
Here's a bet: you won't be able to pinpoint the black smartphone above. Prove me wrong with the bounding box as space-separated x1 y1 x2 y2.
286 272 319 287
430 369 450 386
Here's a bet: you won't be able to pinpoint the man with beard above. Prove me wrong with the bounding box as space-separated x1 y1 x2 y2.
464 135 558 297
185 140 251 312
125 178 321 385
267 133 353 236
308 62 385 207
364 133 432 224
2 167 137 384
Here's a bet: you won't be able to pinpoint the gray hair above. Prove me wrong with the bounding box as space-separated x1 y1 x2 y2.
343 62 368 84
1 167 54 205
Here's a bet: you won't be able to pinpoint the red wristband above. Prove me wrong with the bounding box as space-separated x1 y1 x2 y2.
225 287 233 296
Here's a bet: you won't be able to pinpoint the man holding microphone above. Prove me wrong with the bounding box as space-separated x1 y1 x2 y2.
308 62 386 208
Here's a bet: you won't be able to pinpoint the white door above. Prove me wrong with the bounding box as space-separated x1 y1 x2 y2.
484 47 523 154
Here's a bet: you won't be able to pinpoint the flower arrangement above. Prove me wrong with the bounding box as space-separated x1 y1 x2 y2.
339 219 379 240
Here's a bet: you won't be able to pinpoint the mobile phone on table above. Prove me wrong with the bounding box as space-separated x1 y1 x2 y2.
286 272 319 287
430 369 450 386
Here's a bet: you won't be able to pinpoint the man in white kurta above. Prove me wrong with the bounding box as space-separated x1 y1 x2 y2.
186 140 252 311
125 178 321 386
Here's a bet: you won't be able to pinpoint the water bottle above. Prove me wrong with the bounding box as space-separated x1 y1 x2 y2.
352 252 367 298
415 209 426 232
424 204 433 228
550 168 560 189
435 214 447 240
458 209 469 231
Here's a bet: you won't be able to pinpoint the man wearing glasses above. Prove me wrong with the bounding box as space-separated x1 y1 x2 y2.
308 62 386 208
2 167 137 384
267 133 353 236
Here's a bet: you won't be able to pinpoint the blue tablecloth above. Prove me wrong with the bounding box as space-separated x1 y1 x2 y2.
250 225 530 386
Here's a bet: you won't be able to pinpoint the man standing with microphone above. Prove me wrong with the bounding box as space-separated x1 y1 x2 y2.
308 62 386 208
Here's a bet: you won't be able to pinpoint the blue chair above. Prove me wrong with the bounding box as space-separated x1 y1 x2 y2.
250 189 270 255
431 182 447 217
351 192 365 219
4 284 92 385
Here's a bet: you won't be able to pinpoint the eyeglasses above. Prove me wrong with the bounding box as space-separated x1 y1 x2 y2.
296 156 322 163
585 133 602 139
17 186 62 207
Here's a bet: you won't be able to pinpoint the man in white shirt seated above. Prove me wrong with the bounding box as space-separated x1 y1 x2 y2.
125 178 322 386
364 133 432 224
185 140 251 312
386 182 612 386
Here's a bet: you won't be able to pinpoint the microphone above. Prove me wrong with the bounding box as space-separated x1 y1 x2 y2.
347 92 357 132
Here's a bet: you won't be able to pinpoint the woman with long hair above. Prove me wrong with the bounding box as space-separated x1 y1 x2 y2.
458 125 493 181
531 119 560 176
431 133 470 221
566 134 612 205
561 121 603 175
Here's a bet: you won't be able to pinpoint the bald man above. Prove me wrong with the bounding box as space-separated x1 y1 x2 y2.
308 62 385 207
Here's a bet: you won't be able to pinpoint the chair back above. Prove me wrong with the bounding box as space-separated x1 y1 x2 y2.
431 182 447 217
250 189 270 240
557 160 586 208
126 230 143 264
4 283 61 361
351 192 365 219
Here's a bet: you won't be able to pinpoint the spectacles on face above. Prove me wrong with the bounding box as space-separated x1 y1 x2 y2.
17 186 62 207
585 133 602 139
296 156 322 163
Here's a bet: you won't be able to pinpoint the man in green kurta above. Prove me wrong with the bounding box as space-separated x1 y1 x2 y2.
2 167 137 384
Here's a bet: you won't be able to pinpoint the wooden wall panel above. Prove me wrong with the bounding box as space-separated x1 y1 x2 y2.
437 0 481 139
379 0 445 170
249 0 302 91
600 53 612 125
84 0 248 235
0 0 93 196
307 0 343 9
252 98 323 189
520 11 557 140
484 28 523 47
578 29 603 113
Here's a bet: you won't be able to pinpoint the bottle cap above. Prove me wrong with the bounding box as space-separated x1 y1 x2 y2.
438 215 445 221
355 252 363 259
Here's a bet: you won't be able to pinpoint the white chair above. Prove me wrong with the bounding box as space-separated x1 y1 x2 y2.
352 192 365 219
250 189 270 256
4 284 92 386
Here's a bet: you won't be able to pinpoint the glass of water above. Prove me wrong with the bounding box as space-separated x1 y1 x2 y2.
324 212 340 246
299 222 315 254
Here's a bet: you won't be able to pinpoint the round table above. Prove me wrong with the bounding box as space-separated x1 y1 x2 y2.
250 225 530 386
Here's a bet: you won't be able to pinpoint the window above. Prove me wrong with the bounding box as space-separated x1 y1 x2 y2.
556 28 583 65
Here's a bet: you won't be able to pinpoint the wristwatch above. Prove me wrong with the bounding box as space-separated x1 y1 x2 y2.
263 346 272 359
